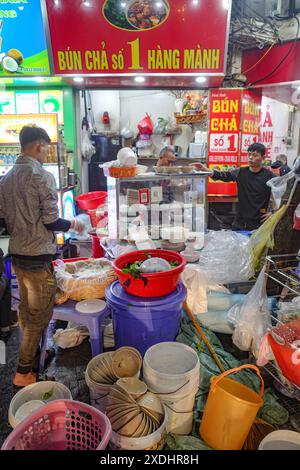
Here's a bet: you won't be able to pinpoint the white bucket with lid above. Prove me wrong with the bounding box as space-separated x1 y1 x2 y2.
143 342 200 434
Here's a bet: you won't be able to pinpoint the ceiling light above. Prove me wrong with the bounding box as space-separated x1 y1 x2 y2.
195 76 206 83
120 1 126 7
134 76 145 83
73 77 84 83
156 2 163 7
192 0 199 5
83 0 91 6
54 0 59 5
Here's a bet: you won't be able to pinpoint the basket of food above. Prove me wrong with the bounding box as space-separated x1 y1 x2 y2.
112 249 186 297
109 166 137 178
54 258 117 303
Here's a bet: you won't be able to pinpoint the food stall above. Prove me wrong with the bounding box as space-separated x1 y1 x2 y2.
2 0 300 455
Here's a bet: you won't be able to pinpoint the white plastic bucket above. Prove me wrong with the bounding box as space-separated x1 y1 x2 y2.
8 381 72 429
259 430 300 450
109 408 168 450
143 342 200 434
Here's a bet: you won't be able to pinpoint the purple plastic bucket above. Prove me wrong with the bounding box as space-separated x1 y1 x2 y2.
105 281 187 356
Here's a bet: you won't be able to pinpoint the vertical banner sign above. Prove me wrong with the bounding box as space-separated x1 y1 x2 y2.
208 89 241 196
240 90 261 166
0 0 50 76
45 0 231 76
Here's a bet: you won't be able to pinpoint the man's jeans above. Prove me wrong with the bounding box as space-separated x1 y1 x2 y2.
13 262 57 373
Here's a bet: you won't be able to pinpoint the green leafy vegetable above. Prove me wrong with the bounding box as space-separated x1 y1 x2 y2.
42 389 54 401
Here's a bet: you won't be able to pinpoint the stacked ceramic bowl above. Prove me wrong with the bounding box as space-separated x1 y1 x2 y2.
106 378 164 437
88 347 142 385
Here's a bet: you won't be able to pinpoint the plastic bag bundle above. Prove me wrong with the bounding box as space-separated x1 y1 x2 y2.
53 326 89 349
81 128 96 162
139 257 171 273
250 205 287 271
153 117 169 135
232 267 271 358
267 171 294 209
137 113 153 135
54 258 117 302
198 231 254 284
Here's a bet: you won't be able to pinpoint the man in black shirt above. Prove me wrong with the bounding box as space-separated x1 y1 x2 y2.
193 143 275 231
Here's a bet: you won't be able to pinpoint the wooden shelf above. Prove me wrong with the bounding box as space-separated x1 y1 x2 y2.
175 112 207 125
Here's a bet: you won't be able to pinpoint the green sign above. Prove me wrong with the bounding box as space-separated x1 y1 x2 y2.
0 0 50 76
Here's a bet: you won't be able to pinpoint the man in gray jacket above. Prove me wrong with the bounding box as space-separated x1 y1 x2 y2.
0 126 84 387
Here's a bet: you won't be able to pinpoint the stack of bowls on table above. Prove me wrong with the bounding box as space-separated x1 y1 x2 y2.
107 378 167 450
85 347 142 412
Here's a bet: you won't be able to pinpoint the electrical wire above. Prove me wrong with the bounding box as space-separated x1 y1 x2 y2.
248 15 300 86
242 42 277 74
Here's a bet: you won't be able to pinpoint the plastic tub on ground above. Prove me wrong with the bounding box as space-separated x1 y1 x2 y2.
258 430 300 450
106 281 187 356
8 381 72 429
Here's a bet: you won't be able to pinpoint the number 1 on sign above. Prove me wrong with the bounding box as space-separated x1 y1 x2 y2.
128 38 143 70
227 134 236 152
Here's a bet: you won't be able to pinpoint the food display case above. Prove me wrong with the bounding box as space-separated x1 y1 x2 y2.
107 172 209 243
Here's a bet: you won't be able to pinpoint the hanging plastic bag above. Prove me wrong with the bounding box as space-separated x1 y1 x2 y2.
198 231 254 284
153 117 168 135
293 203 300 231
137 113 153 135
267 171 294 209
232 267 271 359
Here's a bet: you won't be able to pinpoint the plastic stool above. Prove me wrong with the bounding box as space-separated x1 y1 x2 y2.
39 300 111 373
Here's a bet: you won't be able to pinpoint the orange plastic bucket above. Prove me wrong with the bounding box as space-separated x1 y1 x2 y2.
200 364 264 450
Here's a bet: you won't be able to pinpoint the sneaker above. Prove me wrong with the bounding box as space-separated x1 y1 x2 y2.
13 371 37 388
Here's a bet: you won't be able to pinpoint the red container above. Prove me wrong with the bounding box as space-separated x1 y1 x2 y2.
112 249 186 297
87 209 108 228
268 319 300 387
91 233 104 258
75 191 107 210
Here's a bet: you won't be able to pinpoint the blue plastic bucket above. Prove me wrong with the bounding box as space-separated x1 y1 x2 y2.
105 281 187 356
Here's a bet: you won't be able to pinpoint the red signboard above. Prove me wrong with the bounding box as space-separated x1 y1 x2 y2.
45 0 231 75
208 88 241 196
239 90 261 165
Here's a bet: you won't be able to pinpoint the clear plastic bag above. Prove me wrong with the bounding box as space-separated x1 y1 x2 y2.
153 117 169 135
139 257 171 273
53 326 89 349
267 171 294 209
198 231 254 284
232 267 271 358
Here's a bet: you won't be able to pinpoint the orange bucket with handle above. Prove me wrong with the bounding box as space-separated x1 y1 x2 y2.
200 364 264 450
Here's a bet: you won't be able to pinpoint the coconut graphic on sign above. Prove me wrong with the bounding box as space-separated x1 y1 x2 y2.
2 55 19 73
1 49 23 73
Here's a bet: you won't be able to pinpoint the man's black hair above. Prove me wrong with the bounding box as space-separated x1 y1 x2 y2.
247 142 266 156
19 125 51 147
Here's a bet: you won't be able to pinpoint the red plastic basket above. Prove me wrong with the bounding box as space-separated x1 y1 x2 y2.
268 319 300 387
112 249 186 297
1 400 112 450
75 191 107 210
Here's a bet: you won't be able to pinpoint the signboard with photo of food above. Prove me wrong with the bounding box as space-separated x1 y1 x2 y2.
0 114 58 144
103 0 169 31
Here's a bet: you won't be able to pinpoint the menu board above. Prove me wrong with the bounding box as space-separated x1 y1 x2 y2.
0 113 58 144
208 89 241 196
